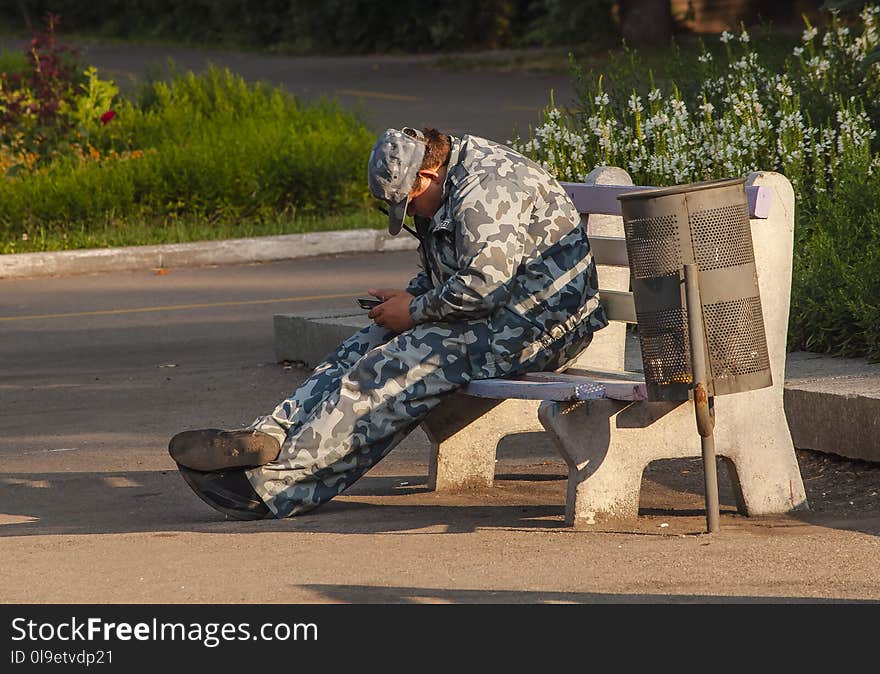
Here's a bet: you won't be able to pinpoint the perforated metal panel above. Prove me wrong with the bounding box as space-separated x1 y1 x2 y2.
636 308 691 386
704 297 771 377
623 214 681 278
691 203 753 270
619 177 772 401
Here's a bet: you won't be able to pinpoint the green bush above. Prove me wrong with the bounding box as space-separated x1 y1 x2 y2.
515 5 880 361
0 1 622 53
0 66 377 246
0 14 86 173
0 49 27 74
790 155 880 360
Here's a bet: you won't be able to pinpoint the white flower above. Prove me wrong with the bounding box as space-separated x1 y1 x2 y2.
806 56 830 77
698 53 713 63
793 46 804 57
627 93 643 114
720 31 734 44
775 80 794 96
802 26 818 42
740 30 750 43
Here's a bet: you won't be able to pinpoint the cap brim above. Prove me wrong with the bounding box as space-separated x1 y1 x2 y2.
388 197 410 236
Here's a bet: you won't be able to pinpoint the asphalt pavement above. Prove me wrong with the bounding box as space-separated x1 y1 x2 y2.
0 38 574 141
1 252 879 604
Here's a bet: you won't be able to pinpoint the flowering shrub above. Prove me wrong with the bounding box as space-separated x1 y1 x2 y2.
514 4 880 361
0 14 120 176
515 5 880 195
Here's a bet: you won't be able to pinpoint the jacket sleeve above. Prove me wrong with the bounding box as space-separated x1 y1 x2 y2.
405 265 433 297
409 174 531 324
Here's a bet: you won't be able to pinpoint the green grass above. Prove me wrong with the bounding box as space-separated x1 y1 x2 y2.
0 66 377 246
0 48 27 74
3 208 387 254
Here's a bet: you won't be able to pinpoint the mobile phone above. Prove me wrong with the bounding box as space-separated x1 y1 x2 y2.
357 298 382 310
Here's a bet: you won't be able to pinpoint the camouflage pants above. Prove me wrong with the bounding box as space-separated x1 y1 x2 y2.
245 320 590 518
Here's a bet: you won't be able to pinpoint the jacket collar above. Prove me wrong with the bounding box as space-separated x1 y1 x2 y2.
442 135 463 200
428 135 463 232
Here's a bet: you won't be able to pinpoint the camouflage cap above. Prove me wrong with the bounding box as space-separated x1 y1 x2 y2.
367 127 427 235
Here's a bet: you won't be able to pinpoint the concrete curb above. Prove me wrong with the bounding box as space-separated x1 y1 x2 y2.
783 352 880 464
0 229 419 279
275 310 372 365
274 311 880 464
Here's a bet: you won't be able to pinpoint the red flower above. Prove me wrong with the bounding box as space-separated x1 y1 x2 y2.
100 110 116 125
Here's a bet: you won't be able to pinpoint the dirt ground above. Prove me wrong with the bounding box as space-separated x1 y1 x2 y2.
766 448 880 516
640 447 880 519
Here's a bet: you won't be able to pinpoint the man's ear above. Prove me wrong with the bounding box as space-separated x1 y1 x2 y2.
418 168 441 183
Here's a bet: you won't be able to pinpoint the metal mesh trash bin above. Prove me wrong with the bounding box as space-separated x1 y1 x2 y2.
619 176 773 533
618 177 772 402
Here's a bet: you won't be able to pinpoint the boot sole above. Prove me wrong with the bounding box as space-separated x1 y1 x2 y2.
177 467 271 521
169 429 280 471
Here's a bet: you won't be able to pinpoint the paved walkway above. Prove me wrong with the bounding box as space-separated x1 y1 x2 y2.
2 241 879 603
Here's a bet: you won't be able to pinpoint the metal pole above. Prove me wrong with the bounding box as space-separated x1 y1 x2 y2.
684 264 720 533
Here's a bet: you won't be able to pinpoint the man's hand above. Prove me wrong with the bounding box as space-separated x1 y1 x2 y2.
367 288 415 334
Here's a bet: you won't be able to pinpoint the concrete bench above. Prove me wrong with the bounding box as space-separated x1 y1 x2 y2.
420 166 808 525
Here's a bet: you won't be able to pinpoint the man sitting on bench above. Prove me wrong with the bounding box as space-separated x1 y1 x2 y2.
168 126 609 520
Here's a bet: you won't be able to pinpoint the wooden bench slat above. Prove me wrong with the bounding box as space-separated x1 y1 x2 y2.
521 370 642 385
589 235 630 267
519 372 648 400
561 366 644 381
561 182 771 219
463 373 648 401
464 378 606 401
598 289 637 323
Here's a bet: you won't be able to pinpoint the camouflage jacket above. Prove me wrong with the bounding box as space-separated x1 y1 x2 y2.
406 134 607 378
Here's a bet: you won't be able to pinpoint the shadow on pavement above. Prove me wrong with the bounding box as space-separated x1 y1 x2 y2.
2 462 878 538
0 468 724 537
0 469 574 537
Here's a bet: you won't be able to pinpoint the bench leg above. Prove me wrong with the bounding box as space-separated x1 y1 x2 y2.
421 393 544 491
713 393 808 516
539 399 654 525
539 392 808 526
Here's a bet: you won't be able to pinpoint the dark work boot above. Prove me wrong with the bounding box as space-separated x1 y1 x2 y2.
177 466 273 521
168 428 280 471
